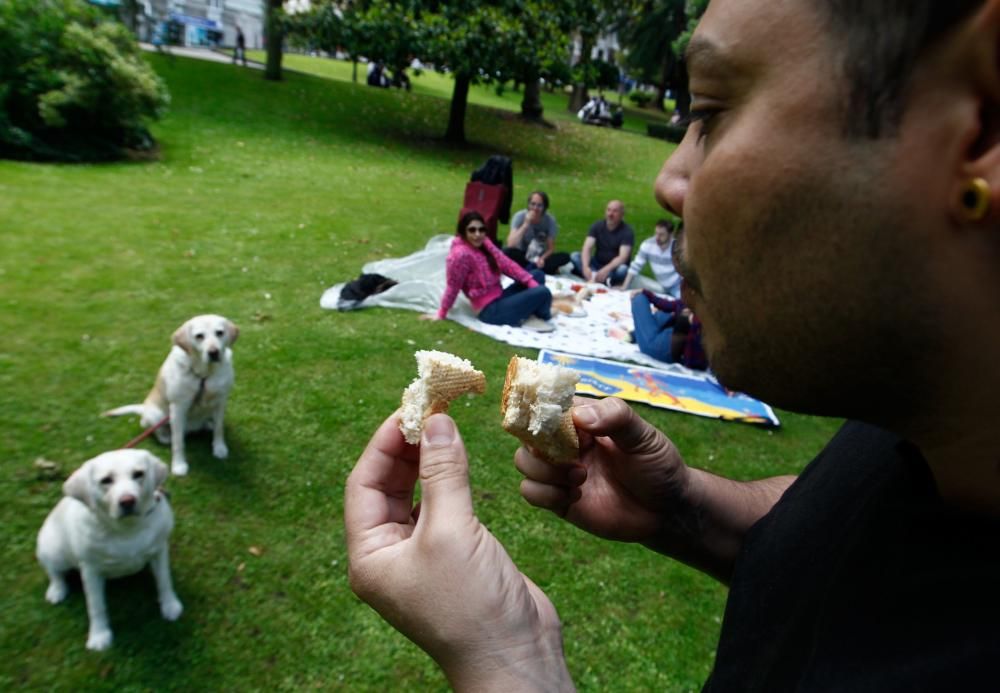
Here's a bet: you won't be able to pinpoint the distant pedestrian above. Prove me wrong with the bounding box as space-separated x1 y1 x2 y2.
234 26 247 67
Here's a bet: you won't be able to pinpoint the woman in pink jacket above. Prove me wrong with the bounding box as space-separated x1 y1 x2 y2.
426 211 554 332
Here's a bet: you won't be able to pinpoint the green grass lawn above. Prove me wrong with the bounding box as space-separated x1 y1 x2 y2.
241 48 672 136
0 54 841 691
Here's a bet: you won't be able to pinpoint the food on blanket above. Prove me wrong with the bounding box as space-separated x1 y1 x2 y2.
400 350 487 444
500 356 580 464
552 299 587 317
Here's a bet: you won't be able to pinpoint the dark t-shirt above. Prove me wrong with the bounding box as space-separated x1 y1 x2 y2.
705 421 1000 692
587 219 634 266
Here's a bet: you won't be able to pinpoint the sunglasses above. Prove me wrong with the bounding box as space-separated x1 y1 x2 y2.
466 225 487 234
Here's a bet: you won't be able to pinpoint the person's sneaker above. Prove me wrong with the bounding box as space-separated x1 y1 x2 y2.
522 316 556 333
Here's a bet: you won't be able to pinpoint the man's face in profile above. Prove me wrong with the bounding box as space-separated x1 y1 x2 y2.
655 0 934 415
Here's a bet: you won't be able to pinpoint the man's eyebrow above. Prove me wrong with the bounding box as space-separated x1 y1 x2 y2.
685 36 738 77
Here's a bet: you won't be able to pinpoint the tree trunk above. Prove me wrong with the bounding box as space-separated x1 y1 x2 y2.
352 59 358 83
445 72 471 144
654 47 672 112
264 0 283 81
670 59 691 117
568 83 589 113
121 0 139 33
520 73 543 121
567 34 593 113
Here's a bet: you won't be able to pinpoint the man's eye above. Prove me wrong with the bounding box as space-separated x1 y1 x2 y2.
687 109 721 142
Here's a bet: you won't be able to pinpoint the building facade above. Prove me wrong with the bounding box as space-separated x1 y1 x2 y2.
140 0 265 49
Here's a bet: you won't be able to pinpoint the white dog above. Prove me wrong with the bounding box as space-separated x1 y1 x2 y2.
104 314 238 476
36 449 182 651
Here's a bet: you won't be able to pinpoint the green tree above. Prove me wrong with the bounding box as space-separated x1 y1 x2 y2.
300 0 569 143
506 5 574 122
0 0 169 162
564 0 622 114
617 0 707 115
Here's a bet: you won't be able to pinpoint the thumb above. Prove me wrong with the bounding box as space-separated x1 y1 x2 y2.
573 397 657 454
417 414 475 530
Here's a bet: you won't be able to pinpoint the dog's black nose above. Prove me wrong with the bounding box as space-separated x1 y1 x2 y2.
209 348 220 361
119 495 136 513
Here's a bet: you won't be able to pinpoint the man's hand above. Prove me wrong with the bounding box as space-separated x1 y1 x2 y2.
515 397 690 544
346 414 574 691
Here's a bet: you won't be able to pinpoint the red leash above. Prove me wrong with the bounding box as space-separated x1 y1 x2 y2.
120 415 170 449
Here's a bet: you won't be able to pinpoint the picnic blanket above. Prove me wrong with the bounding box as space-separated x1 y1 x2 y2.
539 350 780 426
320 234 671 368
320 235 780 425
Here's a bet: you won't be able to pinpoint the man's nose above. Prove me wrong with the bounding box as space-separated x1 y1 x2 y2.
655 134 695 218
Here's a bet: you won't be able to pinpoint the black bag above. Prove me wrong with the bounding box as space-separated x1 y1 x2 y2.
337 273 397 311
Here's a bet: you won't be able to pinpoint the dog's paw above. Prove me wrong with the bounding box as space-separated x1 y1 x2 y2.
160 595 183 621
86 628 113 651
45 581 68 604
212 441 229 459
171 459 189 476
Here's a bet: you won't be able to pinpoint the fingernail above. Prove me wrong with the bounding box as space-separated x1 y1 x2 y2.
423 416 456 447
574 405 598 426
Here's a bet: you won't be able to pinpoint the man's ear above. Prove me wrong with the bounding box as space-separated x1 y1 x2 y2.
172 320 193 353
948 0 1000 220
63 462 92 507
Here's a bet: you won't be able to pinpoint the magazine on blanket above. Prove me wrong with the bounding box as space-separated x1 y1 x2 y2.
539 350 780 427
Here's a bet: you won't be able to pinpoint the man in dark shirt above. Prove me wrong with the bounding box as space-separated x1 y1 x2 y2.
346 0 1000 689
570 199 635 286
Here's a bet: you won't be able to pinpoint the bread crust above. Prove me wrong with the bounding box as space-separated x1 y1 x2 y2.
500 356 579 464
399 351 485 444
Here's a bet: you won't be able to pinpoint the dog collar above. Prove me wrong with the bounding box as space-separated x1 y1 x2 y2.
143 490 166 517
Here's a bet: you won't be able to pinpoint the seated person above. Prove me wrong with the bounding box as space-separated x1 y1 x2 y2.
503 191 571 275
578 95 615 126
631 288 707 370
570 200 634 286
423 211 555 333
621 219 682 297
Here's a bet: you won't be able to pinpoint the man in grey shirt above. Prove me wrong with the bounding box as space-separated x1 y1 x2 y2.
503 190 570 274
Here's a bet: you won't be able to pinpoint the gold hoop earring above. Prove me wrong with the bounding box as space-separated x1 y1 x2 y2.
959 177 991 222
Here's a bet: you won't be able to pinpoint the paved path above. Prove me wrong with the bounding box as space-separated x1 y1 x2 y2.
140 42 264 69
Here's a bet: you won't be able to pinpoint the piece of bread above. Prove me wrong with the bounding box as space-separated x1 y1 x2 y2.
399 350 486 444
500 356 580 464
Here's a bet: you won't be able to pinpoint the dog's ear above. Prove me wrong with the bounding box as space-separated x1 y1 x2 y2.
146 451 169 488
224 319 239 346
172 321 193 354
62 462 93 507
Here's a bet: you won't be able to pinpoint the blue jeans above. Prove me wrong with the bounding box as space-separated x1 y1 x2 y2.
478 269 552 326
570 251 629 286
631 293 674 362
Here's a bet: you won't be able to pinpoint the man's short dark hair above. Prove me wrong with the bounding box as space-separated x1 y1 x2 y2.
818 0 984 137
655 219 675 231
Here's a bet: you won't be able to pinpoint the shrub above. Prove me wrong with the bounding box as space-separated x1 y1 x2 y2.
647 122 688 143
628 90 653 108
0 0 170 162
